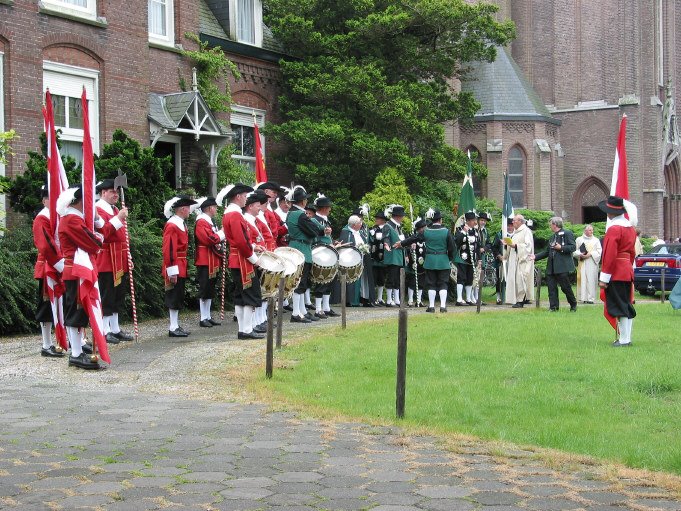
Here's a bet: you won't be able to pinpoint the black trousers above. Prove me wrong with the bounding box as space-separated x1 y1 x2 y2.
99 271 128 316
196 266 218 300
456 263 474 286
546 272 576 309
426 269 449 291
64 280 89 328
373 265 387 287
385 265 401 288
165 277 186 310
231 268 262 307
35 278 54 322
294 262 312 294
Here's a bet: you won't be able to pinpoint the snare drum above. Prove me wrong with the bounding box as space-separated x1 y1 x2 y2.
257 251 286 299
337 246 363 284
310 244 339 284
274 247 305 298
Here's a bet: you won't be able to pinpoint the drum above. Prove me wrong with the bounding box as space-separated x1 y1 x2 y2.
310 244 339 284
257 251 286 299
274 247 305 298
337 246 363 284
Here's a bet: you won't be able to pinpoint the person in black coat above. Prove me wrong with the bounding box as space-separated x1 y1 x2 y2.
533 216 578 312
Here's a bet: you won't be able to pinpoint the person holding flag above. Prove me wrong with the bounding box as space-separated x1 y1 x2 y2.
32 186 67 357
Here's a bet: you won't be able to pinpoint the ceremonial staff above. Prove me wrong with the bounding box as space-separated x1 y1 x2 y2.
219 239 228 321
114 171 139 343
409 203 419 305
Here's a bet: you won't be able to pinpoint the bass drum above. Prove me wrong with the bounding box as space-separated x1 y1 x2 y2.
257 251 286 299
274 247 305 298
337 246 363 284
310 244 339 285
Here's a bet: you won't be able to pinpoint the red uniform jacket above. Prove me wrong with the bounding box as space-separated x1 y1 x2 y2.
599 221 637 283
58 210 103 281
256 213 276 251
194 213 225 278
33 209 65 279
223 204 258 287
264 207 287 247
162 216 189 280
95 199 129 284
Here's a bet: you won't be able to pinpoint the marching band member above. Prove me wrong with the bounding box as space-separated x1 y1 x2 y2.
312 194 339 319
162 195 197 337
369 210 389 305
383 205 407 307
193 197 225 328
454 211 480 306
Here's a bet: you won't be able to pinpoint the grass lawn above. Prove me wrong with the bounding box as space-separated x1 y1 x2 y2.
253 303 681 474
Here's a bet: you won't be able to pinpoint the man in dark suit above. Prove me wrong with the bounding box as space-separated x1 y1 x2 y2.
533 216 578 312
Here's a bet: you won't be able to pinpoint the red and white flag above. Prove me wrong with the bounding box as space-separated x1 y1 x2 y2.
610 114 628 199
43 90 69 350
73 88 109 363
254 117 267 184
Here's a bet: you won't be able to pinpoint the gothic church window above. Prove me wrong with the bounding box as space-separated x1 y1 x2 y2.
508 146 525 207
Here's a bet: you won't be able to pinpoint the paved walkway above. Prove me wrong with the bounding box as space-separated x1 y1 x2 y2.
1 306 679 511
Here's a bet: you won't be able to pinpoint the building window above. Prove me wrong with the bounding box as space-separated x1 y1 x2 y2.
148 0 174 45
43 61 99 166
508 146 525 207
230 107 264 173
230 0 263 47
41 0 97 19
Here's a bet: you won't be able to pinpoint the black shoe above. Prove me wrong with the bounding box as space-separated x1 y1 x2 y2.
363 302 375 308
305 313 320 322
178 326 191 335
68 353 101 370
440 307 447 313
113 331 134 341
549 308 559 312
426 307 435 313
375 300 386 307
511 302 524 308
480 302 488 306
290 315 312 323
81 343 93 355
283 304 293 312
523 299 532 304
314 311 328 319
496 299 502 305
305 303 315 310
208 318 222 326
169 328 189 338
41 346 65 358
199 319 214 328
584 301 594 305
455 301 466 307
105 333 121 344
233 315 238 322
254 324 268 333
465 301 476 306
325 309 340 317
570 305 577 312
612 340 632 347
238 331 265 340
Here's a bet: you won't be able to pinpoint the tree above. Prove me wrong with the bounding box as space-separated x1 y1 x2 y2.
264 0 514 200
361 167 415 231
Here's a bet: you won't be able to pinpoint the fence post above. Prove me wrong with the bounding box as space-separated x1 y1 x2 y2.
661 268 666 303
340 273 347 330
275 277 285 349
396 307 408 419
266 297 274 379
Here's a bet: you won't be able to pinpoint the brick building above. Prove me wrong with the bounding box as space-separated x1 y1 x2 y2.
0 0 286 226
459 0 681 240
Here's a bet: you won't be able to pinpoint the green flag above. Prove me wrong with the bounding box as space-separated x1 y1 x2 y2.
459 151 476 215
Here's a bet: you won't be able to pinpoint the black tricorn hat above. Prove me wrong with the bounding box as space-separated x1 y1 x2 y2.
464 211 477 221
174 195 197 208
245 191 268 206
414 219 427 230
314 195 332 208
598 195 627 215
290 186 311 202
227 183 254 199
374 211 387 220
478 211 491 221
430 210 443 222
72 184 83 201
41 184 49 198
305 203 317 212
391 205 405 217
96 178 115 193
256 181 282 192
507 217 514 225
200 197 218 209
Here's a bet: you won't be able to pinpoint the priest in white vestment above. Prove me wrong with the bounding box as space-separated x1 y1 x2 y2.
503 215 535 307
573 224 602 303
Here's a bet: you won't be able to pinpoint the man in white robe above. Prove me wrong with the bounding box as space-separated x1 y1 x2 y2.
573 224 602 303
503 215 535 307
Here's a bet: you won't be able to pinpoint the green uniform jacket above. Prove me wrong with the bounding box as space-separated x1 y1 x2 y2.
423 225 454 270
313 215 332 245
286 208 323 263
383 221 405 267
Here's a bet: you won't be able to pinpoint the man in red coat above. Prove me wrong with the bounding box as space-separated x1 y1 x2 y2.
95 179 132 344
257 181 288 247
193 197 225 328
218 183 265 339
163 195 197 337
57 185 104 369
33 186 66 358
598 196 637 347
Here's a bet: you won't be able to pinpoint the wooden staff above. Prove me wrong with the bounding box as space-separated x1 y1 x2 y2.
220 240 228 321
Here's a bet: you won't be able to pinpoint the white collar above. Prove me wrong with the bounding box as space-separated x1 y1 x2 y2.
609 214 631 228
168 215 186 231
62 207 84 218
244 212 257 227
257 211 267 220
225 203 243 215
95 198 114 215
38 207 50 219
291 204 305 212
317 213 328 221
196 212 214 226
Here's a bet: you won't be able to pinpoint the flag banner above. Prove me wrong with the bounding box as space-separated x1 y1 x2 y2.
254 120 267 184
502 171 514 238
610 114 628 199
458 151 476 216
81 88 96 231
72 248 110 364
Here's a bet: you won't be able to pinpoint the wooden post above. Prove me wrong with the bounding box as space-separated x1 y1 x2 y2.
266 297 274 379
399 268 406 309
396 307 408 419
476 261 483 314
661 268 666 303
340 273 347 330
535 269 541 308
276 277 285 349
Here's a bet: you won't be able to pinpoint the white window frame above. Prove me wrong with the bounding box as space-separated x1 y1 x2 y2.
230 105 265 172
43 61 100 158
508 145 526 208
148 0 175 47
229 0 263 47
40 0 97 21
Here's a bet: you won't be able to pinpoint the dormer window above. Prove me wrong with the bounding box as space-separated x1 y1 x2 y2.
149 0 175 46
231 0 263 47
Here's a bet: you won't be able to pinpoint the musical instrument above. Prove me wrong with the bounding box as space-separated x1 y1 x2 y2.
449 262 458 284
337 246 363 284
274 247 305 298
256 251 286 299
310 244 339 284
